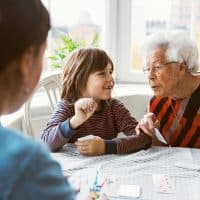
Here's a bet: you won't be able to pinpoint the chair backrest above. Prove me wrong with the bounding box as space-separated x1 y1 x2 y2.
23 73 62 139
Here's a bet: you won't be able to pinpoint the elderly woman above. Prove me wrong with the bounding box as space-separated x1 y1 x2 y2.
0 0 74 199
137 31 200 148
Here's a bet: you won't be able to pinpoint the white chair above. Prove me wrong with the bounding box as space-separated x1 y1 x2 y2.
23 73 62 139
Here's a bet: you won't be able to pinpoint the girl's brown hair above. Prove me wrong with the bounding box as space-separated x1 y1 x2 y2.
61 48 113 100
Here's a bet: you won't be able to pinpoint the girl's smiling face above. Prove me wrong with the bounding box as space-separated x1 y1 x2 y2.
82 63 114 100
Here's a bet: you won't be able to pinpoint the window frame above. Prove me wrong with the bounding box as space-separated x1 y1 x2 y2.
44 0 199 84
110 0 200 83
107 0 147 84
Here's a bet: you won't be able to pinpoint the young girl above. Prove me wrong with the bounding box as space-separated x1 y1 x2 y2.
41 48 152 156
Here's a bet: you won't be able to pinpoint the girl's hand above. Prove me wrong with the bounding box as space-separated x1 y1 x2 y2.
135 112 159 137
75 136 105 156
70 98 98 129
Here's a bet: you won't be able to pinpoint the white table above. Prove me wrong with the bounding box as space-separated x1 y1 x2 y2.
51 144 200 200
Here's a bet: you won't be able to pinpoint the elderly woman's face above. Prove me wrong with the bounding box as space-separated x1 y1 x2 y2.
146 48 182 98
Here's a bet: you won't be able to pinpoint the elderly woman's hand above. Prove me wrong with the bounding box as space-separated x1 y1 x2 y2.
75 136 105 156
135 112 159 137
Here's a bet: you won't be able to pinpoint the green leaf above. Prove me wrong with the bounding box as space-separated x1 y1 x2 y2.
48 31 100 69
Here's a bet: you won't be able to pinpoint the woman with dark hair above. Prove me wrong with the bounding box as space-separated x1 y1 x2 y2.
0 1 74 199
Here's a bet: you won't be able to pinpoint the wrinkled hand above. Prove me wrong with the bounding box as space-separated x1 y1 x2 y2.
70 98 98 129
75 136 105 156
135 112 160 137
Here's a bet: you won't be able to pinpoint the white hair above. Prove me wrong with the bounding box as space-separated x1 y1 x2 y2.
141 30 199 73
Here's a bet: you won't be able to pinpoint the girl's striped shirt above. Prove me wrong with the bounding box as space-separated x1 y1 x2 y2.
42 98 152 154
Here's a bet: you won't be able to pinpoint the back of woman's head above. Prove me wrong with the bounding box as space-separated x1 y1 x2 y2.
0 0 50 69
141 30 199 72
61 48 113 100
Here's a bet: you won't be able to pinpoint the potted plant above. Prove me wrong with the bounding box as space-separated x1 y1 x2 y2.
48 33 99 69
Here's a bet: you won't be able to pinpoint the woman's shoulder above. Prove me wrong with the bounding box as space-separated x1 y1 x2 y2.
0 126 49 158
0 126 70 198
0 126 51 173
0 126 37 149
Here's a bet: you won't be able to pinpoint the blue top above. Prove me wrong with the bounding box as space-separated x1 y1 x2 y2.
0 126 75 200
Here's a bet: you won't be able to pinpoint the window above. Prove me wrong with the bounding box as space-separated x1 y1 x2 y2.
116 0 200 83
41 0 106 72
49 0 105 44
40 0 200 82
